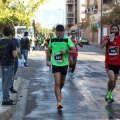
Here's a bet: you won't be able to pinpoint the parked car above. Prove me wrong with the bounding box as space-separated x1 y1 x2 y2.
79 37 89 45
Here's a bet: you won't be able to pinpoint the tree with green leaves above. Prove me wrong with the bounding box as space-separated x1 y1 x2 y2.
102 2 120 25
35 22 42 34
0 0 46 27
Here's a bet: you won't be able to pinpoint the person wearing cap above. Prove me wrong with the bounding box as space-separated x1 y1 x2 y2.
68 30 83 78
46 24 76 109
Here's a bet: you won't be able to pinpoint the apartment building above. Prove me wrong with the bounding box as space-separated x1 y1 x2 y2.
84 0 116 45
65 0 85 31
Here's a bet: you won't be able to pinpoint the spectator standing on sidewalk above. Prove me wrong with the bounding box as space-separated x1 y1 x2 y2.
0 26 20 105
20 31 30 67
68 30 83 78
10 30 22 93
100 25 120 102
46 24 76 109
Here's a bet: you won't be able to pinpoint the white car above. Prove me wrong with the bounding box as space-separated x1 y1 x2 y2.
79 37 89 45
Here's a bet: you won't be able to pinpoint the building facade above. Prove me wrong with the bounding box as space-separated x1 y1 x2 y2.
65 0 119 45
84 0 113 45
65 0 85 31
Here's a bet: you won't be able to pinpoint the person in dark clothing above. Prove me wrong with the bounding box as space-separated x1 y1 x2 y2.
45 33 53 62
9 31 22 93
44 33 53 48
0 26 20 105
20 31 30 67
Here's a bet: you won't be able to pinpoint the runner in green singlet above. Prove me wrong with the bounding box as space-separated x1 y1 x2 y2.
46 24 76 109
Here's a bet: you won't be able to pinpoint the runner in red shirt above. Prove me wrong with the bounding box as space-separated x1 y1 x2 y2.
68 30 83 78
100 25 120 102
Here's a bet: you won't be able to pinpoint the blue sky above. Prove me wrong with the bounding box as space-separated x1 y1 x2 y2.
34 0 65 29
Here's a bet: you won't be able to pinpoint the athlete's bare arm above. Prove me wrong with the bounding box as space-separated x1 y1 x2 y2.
46 47 51 66
100 37 109 49
78 42 83 47
68 46 76 54
60 46 76 54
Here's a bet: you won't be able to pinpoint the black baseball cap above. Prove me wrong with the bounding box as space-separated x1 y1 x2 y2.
56 24 64 31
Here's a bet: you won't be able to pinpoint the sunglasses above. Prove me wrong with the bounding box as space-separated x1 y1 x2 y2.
111 29 118 30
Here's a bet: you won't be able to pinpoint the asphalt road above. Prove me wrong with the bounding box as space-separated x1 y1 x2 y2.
10 45 120 120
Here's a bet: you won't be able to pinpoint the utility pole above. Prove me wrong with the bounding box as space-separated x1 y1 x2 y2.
32 20 35 35
58 9 64 25
100 0 103 43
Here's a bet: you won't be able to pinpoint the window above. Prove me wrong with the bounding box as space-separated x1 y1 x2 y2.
68 5 73 12
103 0 113 4
68 19 73 24
94 0 97 5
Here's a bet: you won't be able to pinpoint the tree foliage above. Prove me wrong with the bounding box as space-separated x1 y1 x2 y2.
0 0 46 27
35 22 42 34
78 21 90 30
102 3 120 25
90 24 98 32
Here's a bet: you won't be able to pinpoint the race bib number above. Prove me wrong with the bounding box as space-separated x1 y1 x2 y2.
108 46 119 55
54 53 63 62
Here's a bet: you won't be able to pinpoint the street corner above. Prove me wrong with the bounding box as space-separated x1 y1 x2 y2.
0 77 23 120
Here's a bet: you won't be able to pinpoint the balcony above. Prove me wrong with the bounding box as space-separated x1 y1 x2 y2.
85 8 90 14
67 0 74 4
85 5 98 14
67 13 74 18
67 23 74 27
93 5 98 11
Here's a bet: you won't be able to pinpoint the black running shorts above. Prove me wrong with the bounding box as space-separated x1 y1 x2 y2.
52 65 68 75
105 63 120 74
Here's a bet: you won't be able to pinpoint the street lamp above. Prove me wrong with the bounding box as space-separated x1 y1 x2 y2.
58 9 64 26
53 13 59 24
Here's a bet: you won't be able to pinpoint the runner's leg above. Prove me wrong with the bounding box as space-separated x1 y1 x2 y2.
71 57 77 73
107 70 115 91
54 72 61 101
69 57 74 72
60 74 66 92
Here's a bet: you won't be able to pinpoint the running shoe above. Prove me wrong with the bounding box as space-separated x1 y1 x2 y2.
68 68 71 74
105 91 111 101
57 101 63 109
109 93 114 102
59 94 62 100
71 73 74 78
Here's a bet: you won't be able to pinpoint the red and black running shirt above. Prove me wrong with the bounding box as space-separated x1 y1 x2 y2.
102 36 120 65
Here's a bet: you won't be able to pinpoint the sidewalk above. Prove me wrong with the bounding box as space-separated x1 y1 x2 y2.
0 77 22 120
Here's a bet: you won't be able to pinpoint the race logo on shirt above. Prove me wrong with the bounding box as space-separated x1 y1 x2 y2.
54 53 64 62
108 46 119 55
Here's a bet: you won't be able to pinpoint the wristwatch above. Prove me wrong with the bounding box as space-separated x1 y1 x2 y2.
66 50 68 54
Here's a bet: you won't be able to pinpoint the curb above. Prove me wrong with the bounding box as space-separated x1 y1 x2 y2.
0 77 22 120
